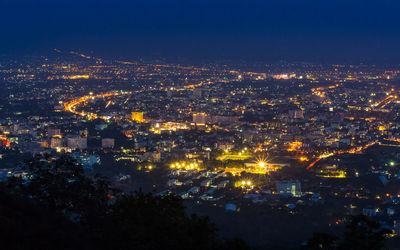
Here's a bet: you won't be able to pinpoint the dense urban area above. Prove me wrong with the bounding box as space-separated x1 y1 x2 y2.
2 50 400 248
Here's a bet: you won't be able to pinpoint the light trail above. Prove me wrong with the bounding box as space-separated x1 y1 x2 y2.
372 88 397 109
306 142 377 170
64 91 132 120
306 158 322 170
372 95 397 109
306 90 397 170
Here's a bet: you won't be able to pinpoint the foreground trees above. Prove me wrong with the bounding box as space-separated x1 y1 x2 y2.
0 156 250 250
303 215 390 250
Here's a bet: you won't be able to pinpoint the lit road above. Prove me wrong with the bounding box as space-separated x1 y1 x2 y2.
372 88 398 109
372 95 397 109
306 89 397 170
306 142 377 170
63 79 217 119
64 91 132 120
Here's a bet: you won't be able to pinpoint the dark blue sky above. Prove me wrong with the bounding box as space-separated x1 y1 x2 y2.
1 0 400 63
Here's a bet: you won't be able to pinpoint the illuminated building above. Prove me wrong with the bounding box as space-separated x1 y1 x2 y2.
201 178 213 187
188 186 200 194
72 153 100 168
66 136 87 149
316 169 347 178
276 180 301 197
47 128 61 137
225 203 237 211
50 137 62 149
193 113 207 125
362 206 379 217
238 162 288 174
217 180 229 189
149 122 188 134
210 115 240 124
217 142 235 152
287 141 302 151
289 109 304 119
131 112 145 123
217 152 252 161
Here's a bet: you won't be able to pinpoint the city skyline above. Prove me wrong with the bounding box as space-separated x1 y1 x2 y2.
2 1 400 249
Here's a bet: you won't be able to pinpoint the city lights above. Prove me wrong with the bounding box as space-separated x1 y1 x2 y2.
170 161 200 170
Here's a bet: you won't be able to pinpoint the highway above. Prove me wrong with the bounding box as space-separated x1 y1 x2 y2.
64 91 132 120
306 141 377 170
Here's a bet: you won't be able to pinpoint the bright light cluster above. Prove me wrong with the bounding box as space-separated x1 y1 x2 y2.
170 162 200 170
235 180 254 189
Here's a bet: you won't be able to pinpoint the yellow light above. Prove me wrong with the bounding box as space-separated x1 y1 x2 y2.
69 75 89 79
288 141 302 151
148 166 152 170
131 112 145 123
241 181 246 185
299 156 309 162
247 181 251 186
258 162 265 168
170 164 175 168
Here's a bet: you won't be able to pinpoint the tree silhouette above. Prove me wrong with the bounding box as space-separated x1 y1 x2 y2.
302 232 338 249
0 155 250 250
6 155 114 224
303 215 389 250
340 214 390 250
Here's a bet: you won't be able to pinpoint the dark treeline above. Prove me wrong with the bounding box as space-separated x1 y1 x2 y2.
0 155 391 250
0 156 250 250
302 214 390 250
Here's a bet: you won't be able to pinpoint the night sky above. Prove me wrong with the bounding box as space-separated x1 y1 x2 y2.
1 0 400 63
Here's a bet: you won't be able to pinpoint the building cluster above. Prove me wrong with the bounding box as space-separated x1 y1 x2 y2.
2 53 400 235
